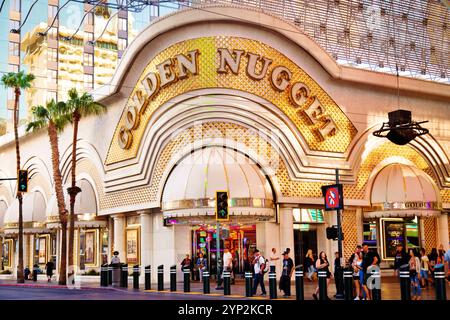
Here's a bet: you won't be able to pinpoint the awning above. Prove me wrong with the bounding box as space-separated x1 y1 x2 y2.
4 191 47 233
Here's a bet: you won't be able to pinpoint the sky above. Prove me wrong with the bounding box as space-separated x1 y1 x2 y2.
0 0 180 121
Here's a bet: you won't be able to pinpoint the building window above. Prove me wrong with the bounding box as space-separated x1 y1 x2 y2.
9 19 20 31
118 37 127 51
47 48 57 62
292 208 325 223
118 18 127 31
9 42 19 56
84 74 93 88
84 32 94 43
10 0 20 12
48 27 58 39
8 64 19 72
87 12 94 25
83 53 93 66
48 5 58 18
47 69 57 83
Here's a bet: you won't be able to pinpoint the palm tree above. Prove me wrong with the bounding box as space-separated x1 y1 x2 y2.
27 100 71 285
1 71 35 283
66 88 105 279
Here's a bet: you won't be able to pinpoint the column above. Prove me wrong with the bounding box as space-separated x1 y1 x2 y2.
279 205 295 254
174 225 191 280
255 221 280 277
139 211 153 272
112 214 126 262
108 217 114 263
438 212 449 251
152 212 174 282
29 235 34 269
356 208 364 246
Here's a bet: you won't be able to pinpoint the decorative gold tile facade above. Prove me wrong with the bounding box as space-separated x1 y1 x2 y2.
423 217 438 253
105 36 357 165
342 209 358 261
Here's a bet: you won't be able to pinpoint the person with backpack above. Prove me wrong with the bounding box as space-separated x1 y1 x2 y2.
252 249 267 296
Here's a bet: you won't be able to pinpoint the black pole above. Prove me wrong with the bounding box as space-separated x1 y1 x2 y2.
170 265 177 291
133 265 140 290
100 264 108 287
434 266 447 300
295 266 304 300
32 266 38 282
203 270 210 294
223 270 231 295
343 268 353 300
399 264 411 300
144 265 151 290
318 270 328 300
157 265 164 291
183 269 191 292
245 271 253 297
120 264 128 288
269 265 277 299
335 168 344 299
108 264 112 285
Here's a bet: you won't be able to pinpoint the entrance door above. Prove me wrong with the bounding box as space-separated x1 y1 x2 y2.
294 229 318 266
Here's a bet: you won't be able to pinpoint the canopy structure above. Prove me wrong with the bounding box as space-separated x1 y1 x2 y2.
162 147 275 220
365 163 441 218
0 200 7 230
4 191 47 233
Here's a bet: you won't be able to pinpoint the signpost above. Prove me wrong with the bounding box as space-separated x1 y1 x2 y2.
215 191 228 289
321 169 344 299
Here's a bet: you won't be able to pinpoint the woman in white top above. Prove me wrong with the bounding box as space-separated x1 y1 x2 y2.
409 249 422 300
351 251 363 300
419 248 429 288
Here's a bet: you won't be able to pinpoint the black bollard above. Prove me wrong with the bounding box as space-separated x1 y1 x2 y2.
32 266 38 282
370 269 382 301
399 265 411 301
223 271 231 295
203 270 210 294
295 267 304 300
269 266 277 299
184 269 191 292
120 264 128 288
245 271 253 297
170 265 177 291
100 264 108 287
108 264 113 285
157 265 164 291
334 266 344 299
343 268 353 300
145 265 151 290
133 265 140 290
434 266 447 301
318 270 328 300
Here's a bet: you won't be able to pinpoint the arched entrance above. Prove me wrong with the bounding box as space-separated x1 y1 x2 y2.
161 146 276 276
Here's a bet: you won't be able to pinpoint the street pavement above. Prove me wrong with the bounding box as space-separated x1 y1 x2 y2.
0 276 448 300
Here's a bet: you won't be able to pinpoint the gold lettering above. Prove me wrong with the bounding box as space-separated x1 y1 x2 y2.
217 48 245 74
118 127 132 149
246 52 272 80
156 58 176 87
124 105 140 130
318 117 337 139
270 66 292 91
289 82 310 108
141 72 160 100
175 50 199 79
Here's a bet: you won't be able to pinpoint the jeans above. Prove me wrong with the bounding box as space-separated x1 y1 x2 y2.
420 270 428 280
307 265 315 279
411 275 422 296
252 273 266 295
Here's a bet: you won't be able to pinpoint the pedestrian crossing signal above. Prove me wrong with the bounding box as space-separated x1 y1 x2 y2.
18 170 28 192
216 191 229 221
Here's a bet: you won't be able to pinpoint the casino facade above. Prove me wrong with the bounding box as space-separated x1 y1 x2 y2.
0 4 449 280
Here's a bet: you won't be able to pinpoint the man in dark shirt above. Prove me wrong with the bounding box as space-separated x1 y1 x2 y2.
361 244 378 300
280 251 294 297
393 244 409 276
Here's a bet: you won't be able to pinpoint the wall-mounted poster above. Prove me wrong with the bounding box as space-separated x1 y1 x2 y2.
85 230 96 265
2 239 12 267
38 237 47 264
383 220 405 259
126 228 140 264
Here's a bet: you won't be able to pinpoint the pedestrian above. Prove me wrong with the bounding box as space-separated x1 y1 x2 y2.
361 244 379 300
444 248 450 282
419 248 429 288
305 249 315 281
269 247 280 271
196 253 207 281
111 251 120 264
181 254 191 272
350 247 363 300
24 266 31 280
279 251 294 297
409 249 422 300
223 248 233 283
428 248 438 285
333 251 341 297
45 259 55 282
252 249 267 296
393 244 409 277
312 251 331 300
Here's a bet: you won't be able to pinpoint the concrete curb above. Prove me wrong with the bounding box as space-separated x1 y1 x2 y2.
0 283 118 291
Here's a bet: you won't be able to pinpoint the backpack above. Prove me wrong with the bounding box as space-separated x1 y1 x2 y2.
262 257 270 274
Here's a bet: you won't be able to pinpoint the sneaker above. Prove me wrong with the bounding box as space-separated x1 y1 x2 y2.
312 293 318 300
354 297 360 300
260 293 266 296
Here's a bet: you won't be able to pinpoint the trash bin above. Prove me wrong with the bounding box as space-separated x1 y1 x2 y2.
111 263 121 288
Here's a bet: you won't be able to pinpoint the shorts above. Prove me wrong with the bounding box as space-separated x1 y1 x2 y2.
363 273 371 286
353 275 360 281
420 270 428 279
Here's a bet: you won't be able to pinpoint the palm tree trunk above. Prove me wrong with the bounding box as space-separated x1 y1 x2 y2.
48 121 67 285
68 112 80 281
13 88 24 284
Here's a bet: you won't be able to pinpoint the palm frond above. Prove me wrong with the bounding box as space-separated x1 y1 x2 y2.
26 119 47 133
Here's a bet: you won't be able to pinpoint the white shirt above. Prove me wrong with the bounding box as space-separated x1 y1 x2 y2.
254 255 265 274
223 252 233 269
269 252 279 266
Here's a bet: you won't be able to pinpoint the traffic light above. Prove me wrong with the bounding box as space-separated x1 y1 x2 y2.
326 226 344 240
18 169 28 192
216 191 229 221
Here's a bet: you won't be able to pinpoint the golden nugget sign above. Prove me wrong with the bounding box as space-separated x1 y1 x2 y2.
118 48 337 149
